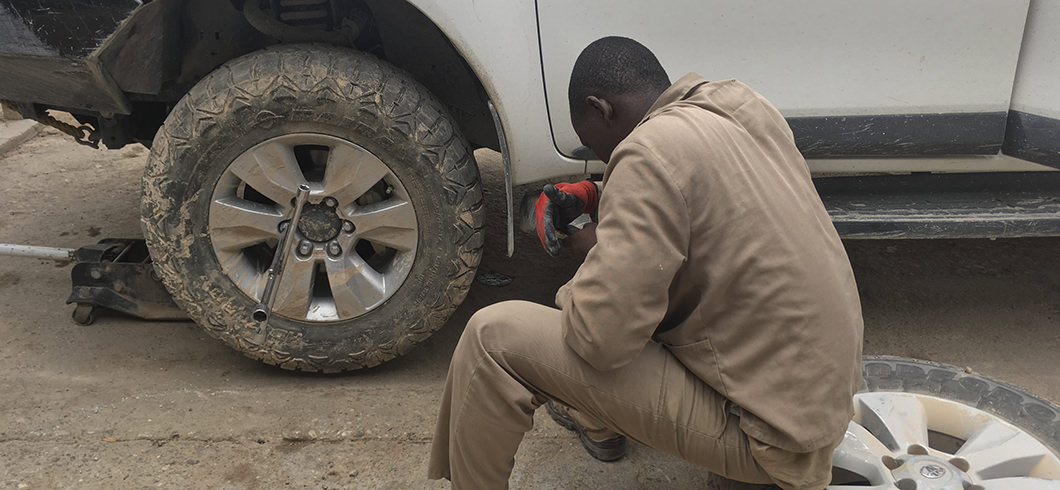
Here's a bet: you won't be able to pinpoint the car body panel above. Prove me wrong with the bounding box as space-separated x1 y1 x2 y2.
1 0 1057 183
400 0 588 185
0 0 140 114
1005 0 1060 168
1011 0 1060 121
0 0 139 58
0 55 129 114
537 0 1030 164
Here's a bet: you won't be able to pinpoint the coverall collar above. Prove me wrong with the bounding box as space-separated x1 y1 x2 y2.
640 72 711 126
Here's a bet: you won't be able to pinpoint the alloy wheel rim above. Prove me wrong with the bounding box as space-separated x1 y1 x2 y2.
208 133 418 322
830 392 1060 489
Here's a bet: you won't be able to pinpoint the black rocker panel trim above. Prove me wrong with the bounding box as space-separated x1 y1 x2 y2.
814 172 1060 239
1002 110 1060 170
788 112 1007 158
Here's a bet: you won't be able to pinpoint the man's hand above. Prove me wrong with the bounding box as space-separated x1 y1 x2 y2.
567 223 598 261
534 180 599 256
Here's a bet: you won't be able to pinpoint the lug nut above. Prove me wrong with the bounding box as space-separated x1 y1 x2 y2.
324 197 338 208
342 221 355 233
327 241 342 257
297 240 313 257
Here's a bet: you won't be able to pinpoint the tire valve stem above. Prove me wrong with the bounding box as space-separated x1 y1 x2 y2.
252 184 311 331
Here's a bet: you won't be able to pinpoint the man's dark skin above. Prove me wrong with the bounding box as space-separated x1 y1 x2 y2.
567 92 661 258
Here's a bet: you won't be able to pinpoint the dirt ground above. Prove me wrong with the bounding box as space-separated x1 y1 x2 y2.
1 127 1058 489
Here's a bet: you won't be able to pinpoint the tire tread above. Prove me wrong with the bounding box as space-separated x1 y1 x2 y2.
862 355 1060 452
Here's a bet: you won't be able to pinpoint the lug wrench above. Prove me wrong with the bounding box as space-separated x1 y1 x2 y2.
252 184 311 324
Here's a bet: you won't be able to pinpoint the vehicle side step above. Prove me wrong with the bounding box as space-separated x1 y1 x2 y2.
814 172 1060 239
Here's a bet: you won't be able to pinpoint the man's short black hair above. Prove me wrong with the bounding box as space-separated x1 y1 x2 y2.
568 36 671 117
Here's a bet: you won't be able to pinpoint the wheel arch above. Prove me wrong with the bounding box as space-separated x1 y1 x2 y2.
93 0 499 151
357 0 499 151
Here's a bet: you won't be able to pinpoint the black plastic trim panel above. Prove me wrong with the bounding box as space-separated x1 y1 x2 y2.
789 112 1007 158
1002 110 1060 169
815 172 1060 239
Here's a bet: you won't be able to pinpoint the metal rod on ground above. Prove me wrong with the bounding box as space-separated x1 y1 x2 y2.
252 184 311 323
0 243 77 261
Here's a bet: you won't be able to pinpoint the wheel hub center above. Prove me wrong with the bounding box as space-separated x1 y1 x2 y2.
920 464 946 479
298 203 343 242
891 455 970 490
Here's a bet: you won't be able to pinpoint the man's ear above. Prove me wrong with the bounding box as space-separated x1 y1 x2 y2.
585 96 614 125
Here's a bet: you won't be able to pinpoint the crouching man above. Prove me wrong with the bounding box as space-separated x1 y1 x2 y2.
428 36 864 490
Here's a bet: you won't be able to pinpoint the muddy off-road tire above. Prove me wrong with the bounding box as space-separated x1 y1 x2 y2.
141 45 484 372
710 356 1060 489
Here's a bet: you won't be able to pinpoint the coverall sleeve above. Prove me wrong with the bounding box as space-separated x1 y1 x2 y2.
556 142 690 371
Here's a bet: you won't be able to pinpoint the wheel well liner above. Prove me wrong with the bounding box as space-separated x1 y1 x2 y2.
98 0 498 150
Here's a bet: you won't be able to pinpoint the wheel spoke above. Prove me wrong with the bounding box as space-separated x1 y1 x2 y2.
856 393 930 453
322 143 391 205
977 477 1060 489
221 255 267 300
831 420 895 486
271 256 317 319
956 420 1050 480
325 254 386 318
349 199 418 251
229 139 306 206
209 197 283 251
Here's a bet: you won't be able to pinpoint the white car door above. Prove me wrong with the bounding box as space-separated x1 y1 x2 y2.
536 0 1029 164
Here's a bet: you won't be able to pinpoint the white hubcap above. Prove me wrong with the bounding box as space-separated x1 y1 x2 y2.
830 392 1060 489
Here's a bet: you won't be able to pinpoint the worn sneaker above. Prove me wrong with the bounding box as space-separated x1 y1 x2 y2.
707 474 782 490
545 401 627 462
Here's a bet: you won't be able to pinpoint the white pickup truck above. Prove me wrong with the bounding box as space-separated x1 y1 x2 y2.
3 2 1060 488
0 0 1058 370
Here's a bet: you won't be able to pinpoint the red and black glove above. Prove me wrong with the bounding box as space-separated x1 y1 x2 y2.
534 180 599 256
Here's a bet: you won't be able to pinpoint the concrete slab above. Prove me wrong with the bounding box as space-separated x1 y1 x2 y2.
0 119 40 156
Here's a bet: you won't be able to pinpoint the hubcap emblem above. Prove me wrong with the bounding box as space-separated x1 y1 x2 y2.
298 203 343 242
920 464 946 479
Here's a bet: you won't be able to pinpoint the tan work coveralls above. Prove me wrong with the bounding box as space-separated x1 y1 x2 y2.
429 74 864 489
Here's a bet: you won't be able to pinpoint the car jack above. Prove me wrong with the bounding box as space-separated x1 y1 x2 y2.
0 239 186 325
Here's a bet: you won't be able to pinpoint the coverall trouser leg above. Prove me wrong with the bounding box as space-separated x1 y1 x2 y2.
427 300 777 489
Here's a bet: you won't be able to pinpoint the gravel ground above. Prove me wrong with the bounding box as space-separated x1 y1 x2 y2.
0 126 1057 489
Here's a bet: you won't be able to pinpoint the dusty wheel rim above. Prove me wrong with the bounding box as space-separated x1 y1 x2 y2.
208 133 418 322
830 392 1060 489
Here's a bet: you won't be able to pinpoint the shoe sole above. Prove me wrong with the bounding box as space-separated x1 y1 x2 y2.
545 401 627 462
